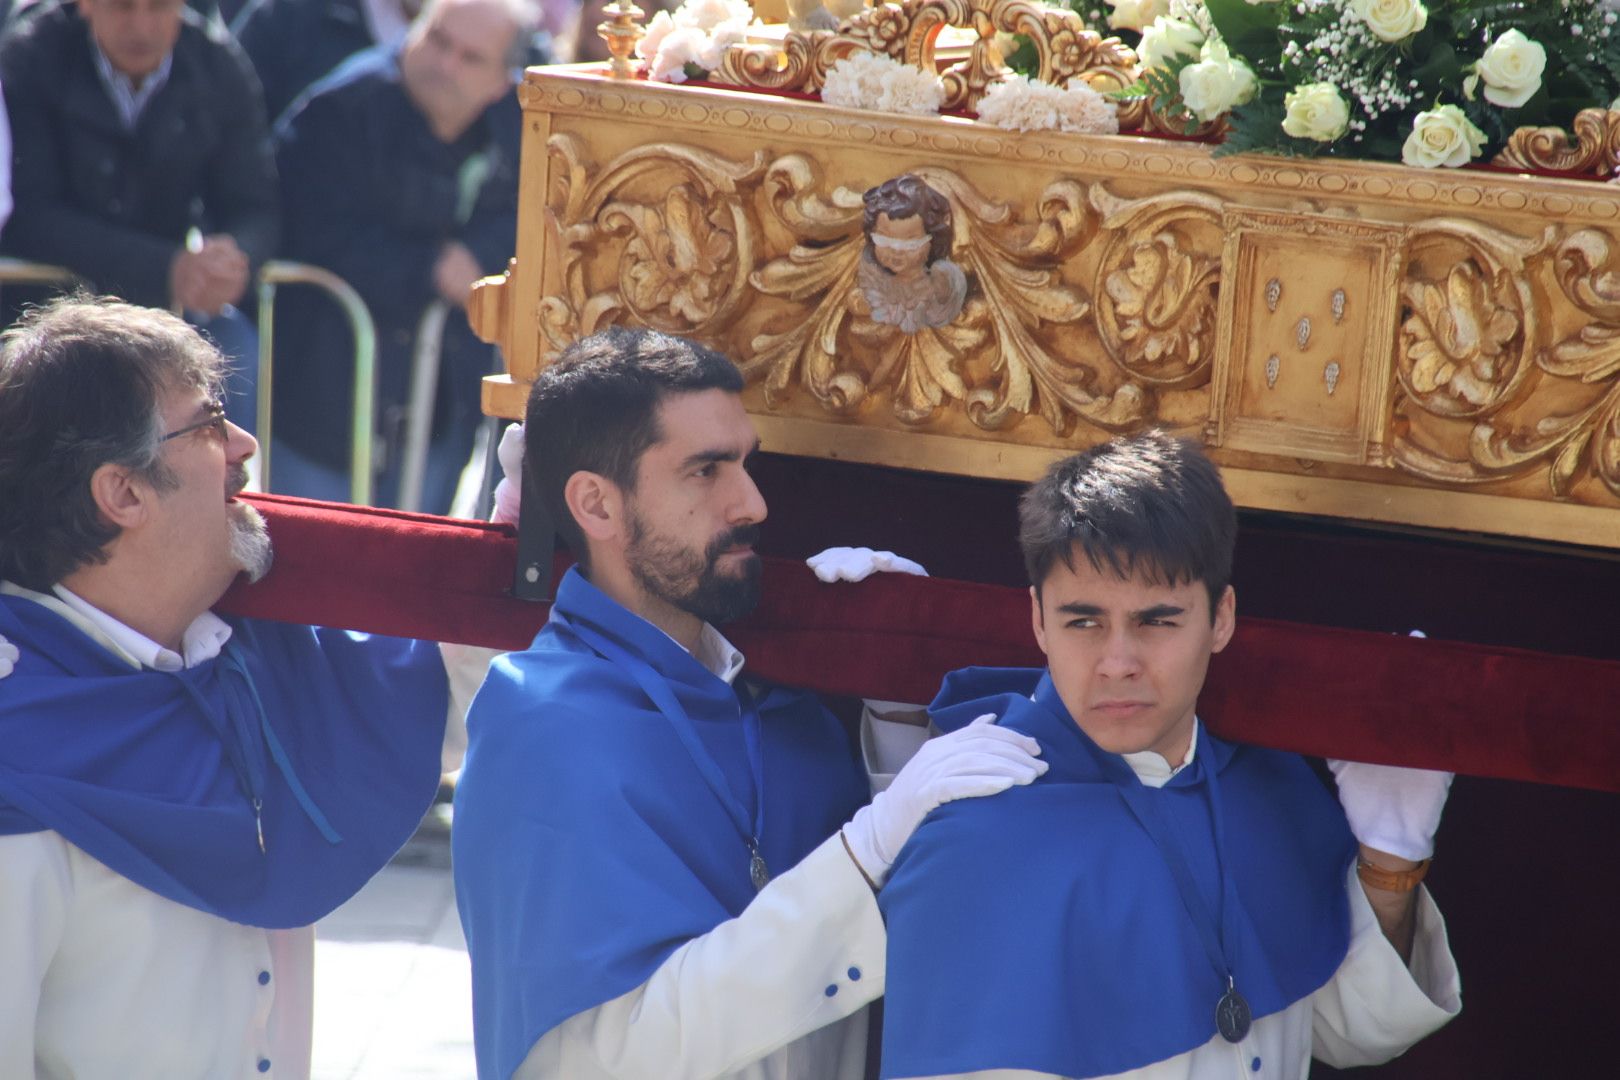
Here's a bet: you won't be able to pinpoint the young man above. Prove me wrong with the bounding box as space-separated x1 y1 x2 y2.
878 432 1460 1080
0 296 472 1079
453 327 1047 1080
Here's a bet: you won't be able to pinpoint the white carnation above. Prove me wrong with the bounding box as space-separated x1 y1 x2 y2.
976 76 1062 132
697 18 749 71
1349 0 1428 45
977 76 1119 135
823 52 942 116
649 25 709 83
675 0 754 33
1474 29 1546 110
1057 80 1120 134
637 10 676 62
1106 0 1169 33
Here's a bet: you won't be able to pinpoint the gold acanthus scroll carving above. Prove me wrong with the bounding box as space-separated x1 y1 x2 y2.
1391 222 1620 499
538 137 1226 438
714 0 1140 114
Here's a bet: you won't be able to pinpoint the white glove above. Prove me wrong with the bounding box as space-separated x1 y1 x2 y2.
807 546 928 583
842 714 1045 885
1326 759 1454 861
491 422 525 526
0 635 16 678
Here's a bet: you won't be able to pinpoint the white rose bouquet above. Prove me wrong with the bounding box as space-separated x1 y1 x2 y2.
1109 0 1620 166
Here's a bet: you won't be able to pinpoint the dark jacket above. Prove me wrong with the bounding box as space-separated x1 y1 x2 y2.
234 0 375 124
0 0 278 309
271 45 519 471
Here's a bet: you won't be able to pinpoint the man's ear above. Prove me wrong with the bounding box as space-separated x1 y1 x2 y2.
1029 585 1050 657
88 462 151 532
563 470 622 545
1210 585 1237 654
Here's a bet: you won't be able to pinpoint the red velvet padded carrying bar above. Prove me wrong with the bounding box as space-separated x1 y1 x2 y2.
219 494 1620 794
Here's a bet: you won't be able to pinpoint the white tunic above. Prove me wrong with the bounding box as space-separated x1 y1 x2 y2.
514 624 888 1080
0 584 479 1080
0 586 313 1080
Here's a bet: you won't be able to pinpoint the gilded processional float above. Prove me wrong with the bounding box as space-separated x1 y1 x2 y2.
404 1 1620 1074
472 0 1620 549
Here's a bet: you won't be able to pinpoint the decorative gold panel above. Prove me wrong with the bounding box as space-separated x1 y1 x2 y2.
1209 210 1402 466
471 67 1620 550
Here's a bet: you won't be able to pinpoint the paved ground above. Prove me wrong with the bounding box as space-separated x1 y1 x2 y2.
312 815 477 1080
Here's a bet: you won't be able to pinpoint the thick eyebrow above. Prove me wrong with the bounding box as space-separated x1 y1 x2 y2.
1053 602 1187 621
680 438 762 471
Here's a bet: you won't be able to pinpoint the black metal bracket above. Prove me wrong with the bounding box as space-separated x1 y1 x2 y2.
512 460 556 601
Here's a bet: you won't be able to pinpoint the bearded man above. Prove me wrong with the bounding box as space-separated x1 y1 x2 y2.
0 296 476 1079
452 327 1048 1080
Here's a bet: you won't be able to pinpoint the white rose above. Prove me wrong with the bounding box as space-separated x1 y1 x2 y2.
1177 41 1258 123
1350 0 1428 44
1138 16 1205 69
1400 104 1487 168
1281 82 1350 141
1107 0 1169 33
1474 29 1546 110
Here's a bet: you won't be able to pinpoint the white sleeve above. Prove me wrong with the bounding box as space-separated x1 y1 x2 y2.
860 700 933 794
437 642 502 773
0 832 72 1078
1310 864 1462 1068
516 832 886 1080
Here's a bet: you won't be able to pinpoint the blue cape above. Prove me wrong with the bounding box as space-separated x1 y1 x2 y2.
453 568 866 1080
879 667 1356 1079
0 590 448 929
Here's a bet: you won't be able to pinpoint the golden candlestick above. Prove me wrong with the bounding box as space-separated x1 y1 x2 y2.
598 1 646 79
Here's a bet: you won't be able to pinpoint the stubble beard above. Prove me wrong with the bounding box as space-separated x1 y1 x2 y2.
627 509 762 627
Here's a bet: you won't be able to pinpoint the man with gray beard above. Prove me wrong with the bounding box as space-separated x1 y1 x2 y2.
0 295 475 1080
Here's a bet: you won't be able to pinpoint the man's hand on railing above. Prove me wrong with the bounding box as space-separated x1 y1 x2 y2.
433 241 484 308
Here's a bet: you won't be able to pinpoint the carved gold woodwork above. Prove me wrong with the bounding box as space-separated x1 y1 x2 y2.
1492 108 1620 179
713 0 1139 114
470 66 1620 550
1209 209 1402 466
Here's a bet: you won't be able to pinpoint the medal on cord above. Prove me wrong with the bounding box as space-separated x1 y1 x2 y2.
565 617 773 893
1107 732 1253 1044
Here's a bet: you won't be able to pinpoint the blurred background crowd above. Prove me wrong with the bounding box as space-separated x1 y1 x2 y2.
0 0 646 516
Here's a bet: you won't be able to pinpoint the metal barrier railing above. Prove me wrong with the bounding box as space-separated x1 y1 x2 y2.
255 260 378 505
0 258 78 291
398 299 452 513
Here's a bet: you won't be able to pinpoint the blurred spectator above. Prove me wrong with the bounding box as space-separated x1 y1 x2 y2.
269 0 536 513
234 0 422 123
0 0 277 434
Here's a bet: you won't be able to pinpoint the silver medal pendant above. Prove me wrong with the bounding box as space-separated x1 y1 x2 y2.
1215 982 1252 1043
749 845 771 892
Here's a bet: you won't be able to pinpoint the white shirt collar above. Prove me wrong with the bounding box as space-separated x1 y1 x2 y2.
1122 719 1201 790
48 585 233 672
689 622 745 685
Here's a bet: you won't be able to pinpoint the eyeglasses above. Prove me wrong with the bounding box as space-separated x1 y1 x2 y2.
159 401 229 444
